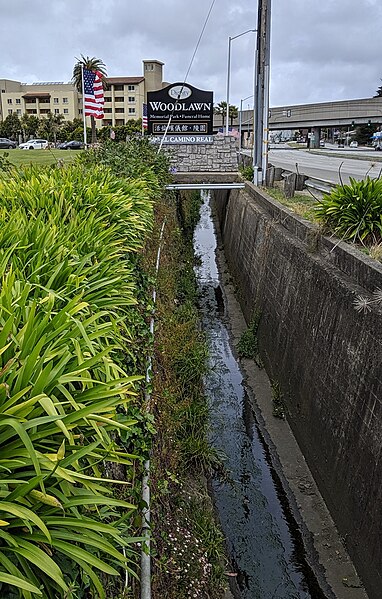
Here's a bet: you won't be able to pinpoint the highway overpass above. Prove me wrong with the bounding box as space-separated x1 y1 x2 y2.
214 97 382 145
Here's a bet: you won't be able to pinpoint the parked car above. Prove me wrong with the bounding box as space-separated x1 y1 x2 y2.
320 139 325 147
57 140 84 150
349 141 358 148
18 139 48 150
0 138 17 149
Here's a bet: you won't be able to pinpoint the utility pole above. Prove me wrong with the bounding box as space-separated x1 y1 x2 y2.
253 0 271 185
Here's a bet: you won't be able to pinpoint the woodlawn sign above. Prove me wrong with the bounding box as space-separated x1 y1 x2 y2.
147 82 214 144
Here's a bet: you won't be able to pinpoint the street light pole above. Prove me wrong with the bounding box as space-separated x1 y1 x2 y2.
239 94 254 152
225 29 256 137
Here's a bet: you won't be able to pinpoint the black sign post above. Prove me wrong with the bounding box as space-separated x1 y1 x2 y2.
147 83 214 141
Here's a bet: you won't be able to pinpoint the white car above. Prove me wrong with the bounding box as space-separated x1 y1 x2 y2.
349 141 358 148
18 139 49 150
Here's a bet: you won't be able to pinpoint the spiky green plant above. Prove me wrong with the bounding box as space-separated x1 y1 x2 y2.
315 176 382 245
0 163 157 597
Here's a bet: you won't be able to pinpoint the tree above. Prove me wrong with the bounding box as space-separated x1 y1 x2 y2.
354 123 378 146
59 118 83 142
0 113 21 140
229 104 238 126
213 101 239 128
20 114 39 141
374 80 382 97
37 112 65 144
214 101 228 127
72 55 107 144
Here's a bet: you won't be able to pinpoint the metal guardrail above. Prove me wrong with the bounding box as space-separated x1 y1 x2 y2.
304 177 335 194
166 182 245 190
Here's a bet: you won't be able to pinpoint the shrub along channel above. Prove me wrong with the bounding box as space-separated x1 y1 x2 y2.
0 141 166 598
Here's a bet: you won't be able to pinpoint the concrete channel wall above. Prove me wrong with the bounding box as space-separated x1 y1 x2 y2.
214 184 382 599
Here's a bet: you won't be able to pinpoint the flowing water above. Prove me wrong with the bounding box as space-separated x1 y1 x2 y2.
193 191 327 599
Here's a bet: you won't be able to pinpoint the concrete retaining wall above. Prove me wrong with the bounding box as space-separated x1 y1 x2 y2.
214 184 382 599
162 136 238 172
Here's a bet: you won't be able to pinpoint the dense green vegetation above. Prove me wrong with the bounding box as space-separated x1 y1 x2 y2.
0 140 227 598
0 141 168 598
0 112 142 146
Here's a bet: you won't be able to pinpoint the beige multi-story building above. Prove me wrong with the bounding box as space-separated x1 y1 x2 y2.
0 60 165 128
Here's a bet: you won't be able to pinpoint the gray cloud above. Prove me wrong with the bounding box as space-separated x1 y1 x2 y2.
1 0 381 110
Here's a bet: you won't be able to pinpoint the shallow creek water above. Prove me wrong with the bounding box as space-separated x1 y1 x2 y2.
193 191 327 599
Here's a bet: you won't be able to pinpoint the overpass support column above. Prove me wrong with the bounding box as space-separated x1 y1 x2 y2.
310 126 321 149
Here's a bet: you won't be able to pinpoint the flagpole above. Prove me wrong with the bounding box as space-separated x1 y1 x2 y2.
81 64 87 147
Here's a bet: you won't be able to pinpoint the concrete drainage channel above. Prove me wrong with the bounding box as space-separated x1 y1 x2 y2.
193 191 367 599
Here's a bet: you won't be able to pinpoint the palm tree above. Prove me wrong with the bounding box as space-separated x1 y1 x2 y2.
214 101 239 129
72 55 107 144
214 101 228 128
229 105 238 126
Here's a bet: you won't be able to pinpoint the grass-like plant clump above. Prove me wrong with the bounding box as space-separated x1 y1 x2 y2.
315 176 382 245
271 381 285 419
237 312 263 367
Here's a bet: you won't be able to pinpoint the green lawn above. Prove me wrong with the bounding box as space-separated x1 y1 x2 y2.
0 149 81 166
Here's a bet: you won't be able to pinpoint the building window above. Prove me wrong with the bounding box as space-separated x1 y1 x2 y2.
8 109 12 114
16 98 21 104
79 109 83 114
128 108 135 114
63 97 68 104
115 108 124 114
104 97 111 103
26 109 37 114
103 119 112 126
54 98 59 104
145 64 154 71
128 85 135 91
40 109 49 114
16 109 21 115
113 85 124 91
128 96 135 103
103 107 112 113
54 108 59 114
115 119 124 125
7 99 12 104
63 108 69 114
115 97 124 103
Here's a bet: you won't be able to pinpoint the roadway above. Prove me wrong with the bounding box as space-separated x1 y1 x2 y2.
267 144 382 185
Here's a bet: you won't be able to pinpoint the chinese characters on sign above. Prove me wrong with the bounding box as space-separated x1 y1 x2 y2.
152 123 208 133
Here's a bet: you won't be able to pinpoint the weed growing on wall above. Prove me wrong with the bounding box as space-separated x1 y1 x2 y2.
271 381 285 419
237 311 263 367
239 163 254 181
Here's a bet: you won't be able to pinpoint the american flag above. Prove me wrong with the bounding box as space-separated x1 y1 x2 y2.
83 68 104 119
142 103 148 129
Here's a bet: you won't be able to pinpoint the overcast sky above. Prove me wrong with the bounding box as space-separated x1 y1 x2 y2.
2 0 382 109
